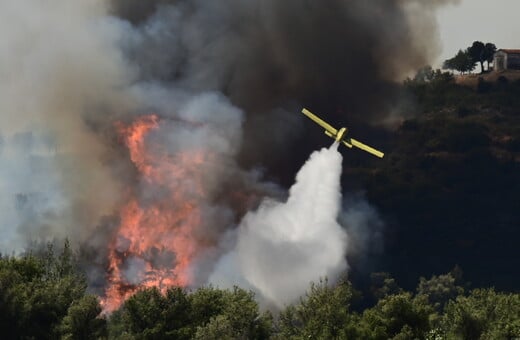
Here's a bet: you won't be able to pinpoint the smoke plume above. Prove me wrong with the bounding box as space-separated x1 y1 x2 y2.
0 0 458 309
0 0 131 251
107 0 461 170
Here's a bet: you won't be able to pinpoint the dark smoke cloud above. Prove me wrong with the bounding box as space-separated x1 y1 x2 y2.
109 0 459 169
111 0 458 112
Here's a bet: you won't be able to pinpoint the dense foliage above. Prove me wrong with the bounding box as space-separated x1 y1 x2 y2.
1 243 519 339
347 70 520 291
0 240 106 339
443 49 476 74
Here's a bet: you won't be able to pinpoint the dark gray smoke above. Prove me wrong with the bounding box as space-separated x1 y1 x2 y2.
0 0 458 307
111 0 457 100
108 0 459 168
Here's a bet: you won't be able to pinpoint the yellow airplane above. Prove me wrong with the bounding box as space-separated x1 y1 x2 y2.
302 108 384 158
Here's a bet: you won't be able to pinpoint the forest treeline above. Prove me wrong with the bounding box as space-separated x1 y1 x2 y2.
1 241 519 339
442 41 496 74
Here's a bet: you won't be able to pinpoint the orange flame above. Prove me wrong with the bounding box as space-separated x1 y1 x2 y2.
102 114 210 312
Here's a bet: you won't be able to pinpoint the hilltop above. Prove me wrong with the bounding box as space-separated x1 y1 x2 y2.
454 70 520 88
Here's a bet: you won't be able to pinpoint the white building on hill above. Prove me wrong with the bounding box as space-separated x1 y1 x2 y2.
494 49 520 71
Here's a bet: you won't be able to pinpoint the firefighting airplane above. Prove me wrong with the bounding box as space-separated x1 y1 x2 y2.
301 108 384 158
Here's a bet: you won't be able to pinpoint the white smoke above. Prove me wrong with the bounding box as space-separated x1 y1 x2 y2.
209 144 348 308
0 0 133 252
340 195 385 272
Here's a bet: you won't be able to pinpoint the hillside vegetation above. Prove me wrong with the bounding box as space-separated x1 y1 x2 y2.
350 70 520 291
1 243 519 339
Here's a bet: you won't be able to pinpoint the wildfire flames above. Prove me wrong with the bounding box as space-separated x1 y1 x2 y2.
102 114 211 312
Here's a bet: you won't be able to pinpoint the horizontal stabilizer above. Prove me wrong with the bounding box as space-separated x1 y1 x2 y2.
341 139 353 148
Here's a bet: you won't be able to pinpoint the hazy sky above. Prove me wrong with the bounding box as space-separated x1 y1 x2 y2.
436 0 520 65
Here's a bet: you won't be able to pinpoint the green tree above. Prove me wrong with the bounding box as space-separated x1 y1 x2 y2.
190 287 272 339
483 43 497 71
370 272 403 300
443 49 476 74
275 278 356 339
468 41 486 73
190 286 271 340
109 285 271 340
467 41 497 72
0 255 41 339
59 295 107 340
416 269 465 313
442 288 520 339
115 287 171 339
0 241 88 339
358 293 435 340
194 315 235 340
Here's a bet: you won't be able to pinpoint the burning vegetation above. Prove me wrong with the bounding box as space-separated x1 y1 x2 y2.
103 115 210 311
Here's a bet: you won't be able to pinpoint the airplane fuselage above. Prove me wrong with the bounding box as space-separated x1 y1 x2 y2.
335 127 348 142
324 127 348 142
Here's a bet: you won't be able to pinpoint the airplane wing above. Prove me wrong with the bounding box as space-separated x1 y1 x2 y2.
349 138 385 158
301 108 337 135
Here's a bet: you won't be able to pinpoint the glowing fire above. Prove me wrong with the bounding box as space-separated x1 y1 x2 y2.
102 114 210 312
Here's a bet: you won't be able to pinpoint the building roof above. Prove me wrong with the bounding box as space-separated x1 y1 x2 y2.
497 49 520 54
